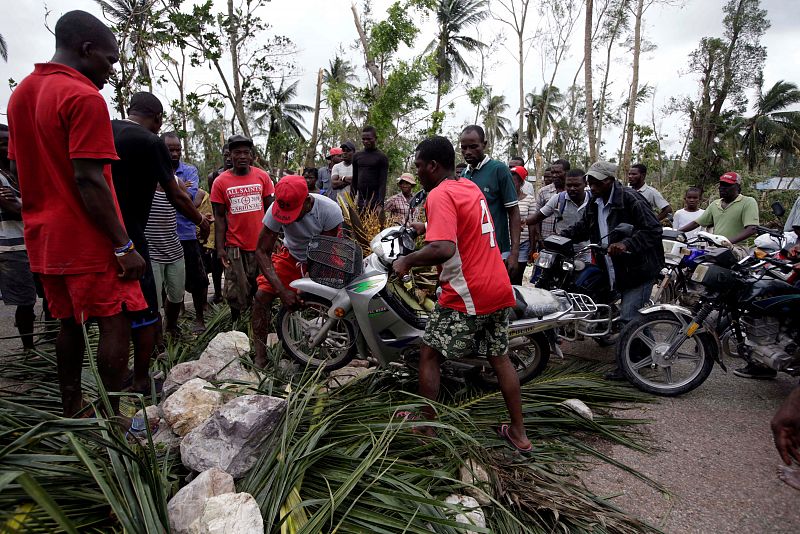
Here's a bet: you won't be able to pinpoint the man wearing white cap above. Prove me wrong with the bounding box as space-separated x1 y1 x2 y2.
384 173 418 226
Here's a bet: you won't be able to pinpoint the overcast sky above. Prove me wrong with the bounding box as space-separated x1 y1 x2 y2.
2 0 799 159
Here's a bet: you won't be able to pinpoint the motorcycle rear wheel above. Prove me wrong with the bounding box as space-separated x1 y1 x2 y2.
277 294 358 372
617 310 716 396
476 332 550 388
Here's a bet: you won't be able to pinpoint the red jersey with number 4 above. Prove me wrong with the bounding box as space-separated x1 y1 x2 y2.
211 167 274 251
424 178 515 315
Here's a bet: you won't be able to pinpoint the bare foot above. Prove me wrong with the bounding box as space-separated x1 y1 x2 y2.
778 464 800 491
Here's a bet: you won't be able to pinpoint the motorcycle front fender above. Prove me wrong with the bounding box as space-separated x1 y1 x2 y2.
638 304 724 368
289 278 353 318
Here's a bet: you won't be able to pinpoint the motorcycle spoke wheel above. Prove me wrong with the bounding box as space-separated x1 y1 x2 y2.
280 299 356 371
623 319 706 391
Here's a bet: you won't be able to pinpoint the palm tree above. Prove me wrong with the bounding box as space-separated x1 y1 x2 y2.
427 0 488 116
482 94 511 154
0 33 7 62
323 56 357 123
523 85 564 158
252 79 313 168
732 80 800 171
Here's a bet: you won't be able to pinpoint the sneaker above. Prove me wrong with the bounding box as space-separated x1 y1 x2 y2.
733 363 777 379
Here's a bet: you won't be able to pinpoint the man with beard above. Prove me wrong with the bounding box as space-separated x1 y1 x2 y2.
111 93 208 394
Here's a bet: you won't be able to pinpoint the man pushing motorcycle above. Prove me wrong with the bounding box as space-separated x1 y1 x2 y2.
392 136 531 452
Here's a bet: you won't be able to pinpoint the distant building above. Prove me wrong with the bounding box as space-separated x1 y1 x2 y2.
754 177 800 191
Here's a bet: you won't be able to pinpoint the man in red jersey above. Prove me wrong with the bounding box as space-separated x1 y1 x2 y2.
393 136 531 452
6 11 147 417
211 135 274 324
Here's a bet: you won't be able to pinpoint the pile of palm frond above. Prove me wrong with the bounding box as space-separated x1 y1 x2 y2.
0 308 664 533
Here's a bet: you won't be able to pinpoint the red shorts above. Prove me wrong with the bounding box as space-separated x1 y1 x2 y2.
39 269 148 324
256 248 304 295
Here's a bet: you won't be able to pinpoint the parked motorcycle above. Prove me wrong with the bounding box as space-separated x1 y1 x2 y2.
275 192 607 387
616 237 800 396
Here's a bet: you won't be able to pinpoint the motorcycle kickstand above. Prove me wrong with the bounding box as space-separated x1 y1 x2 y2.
551 341 565 360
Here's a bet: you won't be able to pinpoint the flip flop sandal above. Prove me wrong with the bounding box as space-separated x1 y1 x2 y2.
496 424 533 453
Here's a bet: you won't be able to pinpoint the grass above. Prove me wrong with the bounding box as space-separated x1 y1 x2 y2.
0 307 665 533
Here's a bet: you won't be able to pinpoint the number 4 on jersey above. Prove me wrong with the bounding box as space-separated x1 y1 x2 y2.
479 198 496 248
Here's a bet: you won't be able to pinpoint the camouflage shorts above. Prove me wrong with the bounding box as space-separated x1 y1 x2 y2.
423 305 511 360
223 247 259 312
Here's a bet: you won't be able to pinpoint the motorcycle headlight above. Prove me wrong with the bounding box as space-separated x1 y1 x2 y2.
536 251 556 268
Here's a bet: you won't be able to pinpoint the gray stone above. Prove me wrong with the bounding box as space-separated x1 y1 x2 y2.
327 366 373 389
180 394 286 478
458 460 492 505
133 405 162 427
187 492 263 534
560 398 594 421
444 494 485 528
164 361 218 398
198 331 252 375
168 468 235 534
163 378 224 437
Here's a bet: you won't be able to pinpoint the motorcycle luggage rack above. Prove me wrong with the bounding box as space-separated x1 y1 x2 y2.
306 235 363 289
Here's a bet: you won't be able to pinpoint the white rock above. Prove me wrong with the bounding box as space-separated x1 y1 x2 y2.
458 460 492 505
560 398 594 421
134 405 162 427
198 331 251 374
266 333 279 347
327 366 373 389
163 378 224 437
187 492 263 534
444 494 485 528
146 419 181 451
168 468 235 534
181 394 287 478
164 361 218 398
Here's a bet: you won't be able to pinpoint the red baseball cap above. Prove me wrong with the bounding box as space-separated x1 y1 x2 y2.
511 166 528 181
272 175 308 224
719 171 741 185
327 147 343 158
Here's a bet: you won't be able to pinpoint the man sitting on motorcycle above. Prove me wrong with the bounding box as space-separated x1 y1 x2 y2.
252 175 344 367
560 161 664 381
393 136 531 452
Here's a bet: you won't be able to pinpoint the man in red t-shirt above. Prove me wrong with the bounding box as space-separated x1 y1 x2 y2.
6 11 147 417
211 135 274 321
393 136 531 452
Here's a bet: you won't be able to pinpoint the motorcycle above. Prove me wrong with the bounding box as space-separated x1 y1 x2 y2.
616 234 800 396
275 191 608 387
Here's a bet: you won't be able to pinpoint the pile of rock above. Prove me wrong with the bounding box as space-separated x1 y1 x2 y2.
133 331 286 533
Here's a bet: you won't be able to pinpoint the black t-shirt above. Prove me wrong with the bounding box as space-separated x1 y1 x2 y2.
111 120 174 252
351 149 389 209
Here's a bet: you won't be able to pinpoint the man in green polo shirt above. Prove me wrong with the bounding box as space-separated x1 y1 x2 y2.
460 125 521 280
679 171 758 244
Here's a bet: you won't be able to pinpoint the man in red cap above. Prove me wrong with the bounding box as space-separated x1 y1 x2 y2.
679 171 759 245
318 147 342 199
252 175 344 367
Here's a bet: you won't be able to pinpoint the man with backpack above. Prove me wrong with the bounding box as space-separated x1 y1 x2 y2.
526 169 590 257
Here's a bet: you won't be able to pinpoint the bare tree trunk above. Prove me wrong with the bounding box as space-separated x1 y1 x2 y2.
517 32 525 157
306 69 323 167
650 88 664 186
621 0 644 174
584 0 597 162
351 3 384 87
226 0 251 138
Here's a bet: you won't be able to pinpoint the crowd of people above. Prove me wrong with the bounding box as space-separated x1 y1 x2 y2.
2 10 799 462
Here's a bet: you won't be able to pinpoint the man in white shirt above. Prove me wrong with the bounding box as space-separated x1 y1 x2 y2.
331 140 355 201
628 163 672 221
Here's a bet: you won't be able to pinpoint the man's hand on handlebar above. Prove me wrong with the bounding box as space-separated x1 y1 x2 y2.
408 222 426 236
607 242 628 256
393 255 411 278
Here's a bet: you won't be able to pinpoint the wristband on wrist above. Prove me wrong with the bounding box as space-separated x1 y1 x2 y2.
114 239 135 257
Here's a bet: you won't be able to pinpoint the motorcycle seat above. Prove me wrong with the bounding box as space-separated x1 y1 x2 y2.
512 286 562 319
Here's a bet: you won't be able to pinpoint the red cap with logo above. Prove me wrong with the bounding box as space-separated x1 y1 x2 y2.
719 171 741 184
272 175 309 224
511 166 528 181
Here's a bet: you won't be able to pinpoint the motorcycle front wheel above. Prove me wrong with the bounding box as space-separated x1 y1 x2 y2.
617 310 716 396
277 294 358 372
476 332 550 388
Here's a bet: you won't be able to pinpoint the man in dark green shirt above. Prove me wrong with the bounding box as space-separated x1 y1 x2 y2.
460 125 521 280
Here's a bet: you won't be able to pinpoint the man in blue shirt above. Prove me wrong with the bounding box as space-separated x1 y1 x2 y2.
460 125 521 280
163 132 208 333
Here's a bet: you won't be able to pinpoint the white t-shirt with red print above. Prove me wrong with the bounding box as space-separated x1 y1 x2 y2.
425 178 516 316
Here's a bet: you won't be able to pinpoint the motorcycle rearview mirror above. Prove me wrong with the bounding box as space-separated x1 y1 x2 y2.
409 190 427 210
771 201 785 218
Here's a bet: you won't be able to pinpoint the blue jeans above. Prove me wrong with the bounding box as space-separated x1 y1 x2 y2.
619 281 653 324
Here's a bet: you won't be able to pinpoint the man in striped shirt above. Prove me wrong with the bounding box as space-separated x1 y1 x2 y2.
145 183 185 337
0 124 36 349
